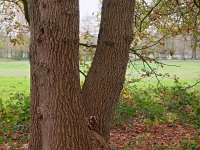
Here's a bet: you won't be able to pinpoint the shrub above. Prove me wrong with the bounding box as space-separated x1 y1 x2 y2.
115 102 136 124
0 92 29 144
118 82 200 126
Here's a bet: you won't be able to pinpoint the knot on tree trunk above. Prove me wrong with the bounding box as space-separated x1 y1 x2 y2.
86 116 100 133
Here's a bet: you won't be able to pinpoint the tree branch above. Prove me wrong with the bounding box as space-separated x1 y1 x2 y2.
130 50 163 87
139 0 162 32
131 35 167 52
193 0 200 8
128 59 141 74
79 43 97 48
21 0 30 24
185 80 200 90
79 69 87 78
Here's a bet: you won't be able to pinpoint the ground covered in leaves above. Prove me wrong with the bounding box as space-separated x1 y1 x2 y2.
1 118 199 150
109 119 200 149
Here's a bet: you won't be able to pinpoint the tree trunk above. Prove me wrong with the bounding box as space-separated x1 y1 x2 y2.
192 47 197 60
28 0 109 149
29 0 135 149
28 0 42 149
192 34 197 60
182 40 186 60
82 0 135 140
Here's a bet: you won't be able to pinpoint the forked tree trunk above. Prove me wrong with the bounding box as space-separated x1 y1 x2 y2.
28 0 135 149
28 0 109 149
82 0 135 140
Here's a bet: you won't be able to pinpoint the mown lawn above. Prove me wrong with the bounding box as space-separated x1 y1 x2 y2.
126 60 200 88
0 59 29 77
1 59 200 95
0 59 30 99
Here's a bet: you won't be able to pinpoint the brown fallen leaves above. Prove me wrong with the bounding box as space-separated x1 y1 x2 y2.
1 119 199 150
109 119 200 149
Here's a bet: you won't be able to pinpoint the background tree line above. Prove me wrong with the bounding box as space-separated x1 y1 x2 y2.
0 0 199 61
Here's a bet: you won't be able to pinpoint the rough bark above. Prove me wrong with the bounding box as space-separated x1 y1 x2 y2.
82 0 135 140
29 0 109 149
28 0 42 149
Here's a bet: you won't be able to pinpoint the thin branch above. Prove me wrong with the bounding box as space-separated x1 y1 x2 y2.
131 35 168 52
79 43 97 48
80 41 181 86
193 0 200 8
139 0 162 32
80 40 181 68
128 59 141 74
185 80 200 90
129 50 163 87
141 0 148 7
168 0 184 17
154 59 181 67
79 69 86 78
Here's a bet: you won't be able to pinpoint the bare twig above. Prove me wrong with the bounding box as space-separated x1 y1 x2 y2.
141 0 148 7
128 59 141 74
185 80 200 90
129 50 163 87
131 35 168 51
79 43 97 48
193 0 200 8
79 69 86 78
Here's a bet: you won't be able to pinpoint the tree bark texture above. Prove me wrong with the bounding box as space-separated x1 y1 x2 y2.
28 0 110 149
82 0 135 140
28 0 135 149
28 0 42 149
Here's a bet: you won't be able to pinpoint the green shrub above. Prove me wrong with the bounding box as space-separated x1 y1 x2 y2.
115 102 136 124
119 82 200 126
181 139 200 150
0 92 29 143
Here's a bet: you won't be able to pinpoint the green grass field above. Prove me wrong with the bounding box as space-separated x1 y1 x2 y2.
0 59 30 99
0 58 200 97
126 60 200 87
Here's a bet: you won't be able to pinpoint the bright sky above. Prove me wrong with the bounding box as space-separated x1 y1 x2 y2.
79 0 152 19
80 0 99 19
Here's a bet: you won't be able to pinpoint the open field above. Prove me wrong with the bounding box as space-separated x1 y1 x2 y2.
0 59 30 99
127 60 200 87
1 59 200 96
0 59 29 77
